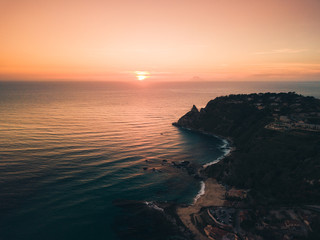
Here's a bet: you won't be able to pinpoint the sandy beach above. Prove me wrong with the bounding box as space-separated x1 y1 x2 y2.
177 178 226 240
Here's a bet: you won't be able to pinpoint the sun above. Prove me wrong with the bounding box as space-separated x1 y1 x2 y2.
135 71 149 81
137 75 147 81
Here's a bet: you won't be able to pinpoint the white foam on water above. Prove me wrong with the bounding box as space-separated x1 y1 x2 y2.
194 181 205 203
144 201 164 212
203 138 231 168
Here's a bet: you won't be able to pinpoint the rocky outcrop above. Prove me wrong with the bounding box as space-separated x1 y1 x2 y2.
173 105 200 130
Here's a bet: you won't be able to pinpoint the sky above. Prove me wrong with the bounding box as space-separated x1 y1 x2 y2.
1 0 320 81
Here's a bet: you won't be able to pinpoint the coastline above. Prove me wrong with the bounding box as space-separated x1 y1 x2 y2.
170 93 320 239
177 178 226 240
173 125 235 239
133 126 235 240
203 139 234 168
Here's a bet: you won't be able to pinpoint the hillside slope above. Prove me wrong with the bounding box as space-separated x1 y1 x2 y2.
173 92 320 204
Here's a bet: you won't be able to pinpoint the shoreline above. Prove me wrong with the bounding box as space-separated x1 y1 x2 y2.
170 93 320 239
141 128 234 239
173 123 235 169
176 178 226 240
140 126 235 239
173 125 235 239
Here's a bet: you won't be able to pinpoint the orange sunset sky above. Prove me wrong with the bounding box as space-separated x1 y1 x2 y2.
1 0 320 81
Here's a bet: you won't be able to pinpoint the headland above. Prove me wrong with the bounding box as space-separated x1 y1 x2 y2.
172 92 320 240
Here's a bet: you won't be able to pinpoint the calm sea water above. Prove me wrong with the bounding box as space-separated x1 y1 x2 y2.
0 81 319 240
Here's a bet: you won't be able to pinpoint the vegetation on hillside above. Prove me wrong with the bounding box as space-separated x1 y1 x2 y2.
174 92 320 204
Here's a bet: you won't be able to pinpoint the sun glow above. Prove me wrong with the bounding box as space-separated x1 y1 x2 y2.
137 75 147 81
135 71 149 81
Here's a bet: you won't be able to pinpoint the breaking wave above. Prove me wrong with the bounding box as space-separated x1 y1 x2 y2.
194 181 205 203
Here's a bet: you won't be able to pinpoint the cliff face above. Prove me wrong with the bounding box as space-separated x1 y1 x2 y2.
174 93 320 204
175 105 201 129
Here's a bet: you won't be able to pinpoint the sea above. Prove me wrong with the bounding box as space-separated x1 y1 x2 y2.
0 81 319 240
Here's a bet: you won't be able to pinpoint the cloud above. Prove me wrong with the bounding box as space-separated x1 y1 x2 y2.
254 48 308 55
247 62 320 80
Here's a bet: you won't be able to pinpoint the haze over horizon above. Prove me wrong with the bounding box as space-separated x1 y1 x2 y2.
1 0 320 82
